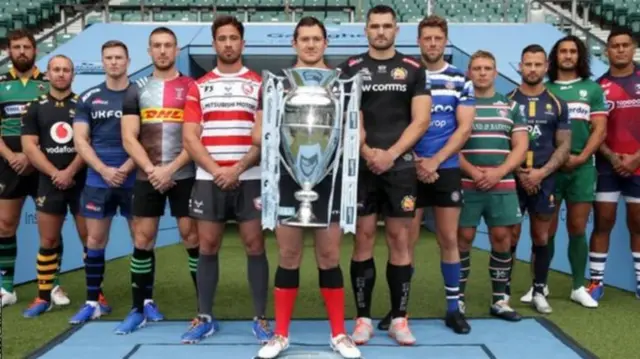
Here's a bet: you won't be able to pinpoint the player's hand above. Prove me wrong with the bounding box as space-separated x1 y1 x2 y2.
52 169 75 190
517 168 541 195
620 153 640 176
416 157 439 180
148 165 176 193
213 166 240 190
8 153 29 175
476 168 504 191
100 166 127 187
368 149 395 174
608 153 631 177
423 172 440 184
561 155 584 171
470 167 485 185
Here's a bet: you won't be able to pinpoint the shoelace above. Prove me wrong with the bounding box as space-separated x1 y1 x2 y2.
53 287 68 296
335 335 355 348
258 318 271 331
587 281 600 292
267 334 287 347
354 318 372 332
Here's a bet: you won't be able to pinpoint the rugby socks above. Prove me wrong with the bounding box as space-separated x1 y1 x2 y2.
196 253 219 316
248 252 269 318
489 251 511 304
319 267 346 337
387 262 412 319
633 253 640 291
588 252 608 284
441 261 461 313
131 248 154 312
532 244 550 293
459 251 471 301
506 245 517 296
548 234 556 263
85 248 105 302
37 247 58 302
273 266 299 337
186 247 199 292
0 235 17 292
568 234 588 290
53 239 63 287
349 258 376 318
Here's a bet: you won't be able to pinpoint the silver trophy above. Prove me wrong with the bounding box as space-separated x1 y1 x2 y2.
260 67 362 232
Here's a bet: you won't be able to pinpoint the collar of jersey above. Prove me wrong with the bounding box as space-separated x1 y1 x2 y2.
427 63 449 74
9 66 41 80
552 77 582 85
212 66 248 77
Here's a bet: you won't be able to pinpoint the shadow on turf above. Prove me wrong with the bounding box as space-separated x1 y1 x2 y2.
25 317 598 359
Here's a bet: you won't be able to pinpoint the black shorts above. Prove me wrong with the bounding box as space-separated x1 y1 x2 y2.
0 162 38 199
277 171 342 224
132 178 194 218
35 175 84 216
416 168 463 208
358 167 417 218
189 179 261 223
517 175 556 217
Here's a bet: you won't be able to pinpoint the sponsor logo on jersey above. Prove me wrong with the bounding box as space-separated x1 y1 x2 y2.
432 104 454 113
613 98 640 109
607 100 615 111
82 88 101 103
430 119 448 128
361 83 407 92
579 89 588 99
92 98 108 105
348 58 363 67
141 108 185 122
47 122 75 154
567 102 590 120
358 68 372 81
90 110 123 120
390 67 407 80
4 104 26 116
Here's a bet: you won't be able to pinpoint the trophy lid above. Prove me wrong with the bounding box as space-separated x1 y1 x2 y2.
283 68 340 89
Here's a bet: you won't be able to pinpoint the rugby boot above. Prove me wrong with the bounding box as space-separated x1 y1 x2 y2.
51 285 71 306
570 286 598 308
445 310 471 334
587 280 604 301
388 317 416 345
69 302 103 324
352 317 374 345
23 298 52 318
114 309 146 335
143 299 165 321
330 334 361 358
257 334 289 359
1 287 17 307
520 284 549 303
181 315 218 344
490 299 522 322
531 292 553 314
98 293 112 315
252 316 274 344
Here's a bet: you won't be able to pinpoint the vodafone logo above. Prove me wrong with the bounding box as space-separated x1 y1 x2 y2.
50 122 73 144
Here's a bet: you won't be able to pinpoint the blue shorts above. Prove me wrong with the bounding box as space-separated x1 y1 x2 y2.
80 185 133 219
595 169 640 204
517 175 556 216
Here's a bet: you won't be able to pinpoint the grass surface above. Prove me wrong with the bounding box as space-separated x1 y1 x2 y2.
5 227 640 359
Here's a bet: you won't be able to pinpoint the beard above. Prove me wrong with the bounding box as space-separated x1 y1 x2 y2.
218 53 241 65
422 52 443 65
11 55 35 73
522 75 544 86
153 59 175 72
51 82 72 92
369 38 394 52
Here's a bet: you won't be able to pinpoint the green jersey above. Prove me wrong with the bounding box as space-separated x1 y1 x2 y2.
545 78 608 161
0 68 49 152
461 93 528 193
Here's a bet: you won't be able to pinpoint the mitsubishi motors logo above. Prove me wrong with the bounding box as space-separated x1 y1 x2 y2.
50 122 73 144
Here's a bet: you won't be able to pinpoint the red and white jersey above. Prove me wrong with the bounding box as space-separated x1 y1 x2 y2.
184 67 262 181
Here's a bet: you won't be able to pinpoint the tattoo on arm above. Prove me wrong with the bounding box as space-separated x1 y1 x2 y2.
542 129 571 176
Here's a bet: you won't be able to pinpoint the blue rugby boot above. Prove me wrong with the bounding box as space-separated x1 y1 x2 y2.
252 316 274 344
143 300 165 322
181 315 218 344
114 309 146 335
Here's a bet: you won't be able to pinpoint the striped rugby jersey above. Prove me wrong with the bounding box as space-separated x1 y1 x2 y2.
183 67 262 181
461 92 527 193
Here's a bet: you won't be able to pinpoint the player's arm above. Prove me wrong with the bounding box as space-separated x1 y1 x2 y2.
64 153 86 177
118 158 136 174
577 88 608 164
183 83 220 175
459 154 478 177
541 101 571 177
432 80 475 164
121 85 154 174
20 101 58 177
388 68 432 158
498 103 529 176
73 99 109 174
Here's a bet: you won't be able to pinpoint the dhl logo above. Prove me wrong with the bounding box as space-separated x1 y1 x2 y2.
141 108 184 123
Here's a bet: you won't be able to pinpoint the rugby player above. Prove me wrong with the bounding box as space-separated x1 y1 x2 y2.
21 55 88 318
252 16 363 359
589 28 640 299
116 27 198 334
381 15 475 335
69 40 136 323
0 30 59 308
531 35 607 308
508 44 571 314
457 50 528 321
342 5 432 345
180 16 272 344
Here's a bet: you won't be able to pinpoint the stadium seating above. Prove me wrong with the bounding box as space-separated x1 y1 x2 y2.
580 0 640 39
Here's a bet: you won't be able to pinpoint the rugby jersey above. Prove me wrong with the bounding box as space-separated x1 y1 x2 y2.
461 93 527 193
183 67 262 181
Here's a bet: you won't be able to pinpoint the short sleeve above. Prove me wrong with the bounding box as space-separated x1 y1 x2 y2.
122 85 140 116
590 84 608 117
459 78 475 107
74 93 90 124
510 100 528 133
557 98 571 131
20 100 39 136
183 82 202 124
412 67 431 97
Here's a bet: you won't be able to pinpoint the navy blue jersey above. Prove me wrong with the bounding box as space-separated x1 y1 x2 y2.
507 88 570 168
414 64 474 168
74 83 134 188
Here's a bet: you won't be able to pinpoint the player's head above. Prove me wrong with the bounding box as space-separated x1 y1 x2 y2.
101 40 130 80
292 16 327 66
606 28 636 69
47 55 74 92
418 15 448 64
468 50 497 91
212 15 245 66
548 35 591 82
365 5 398 51
519 44 548 86
148 26 178 71
7 29 36 73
